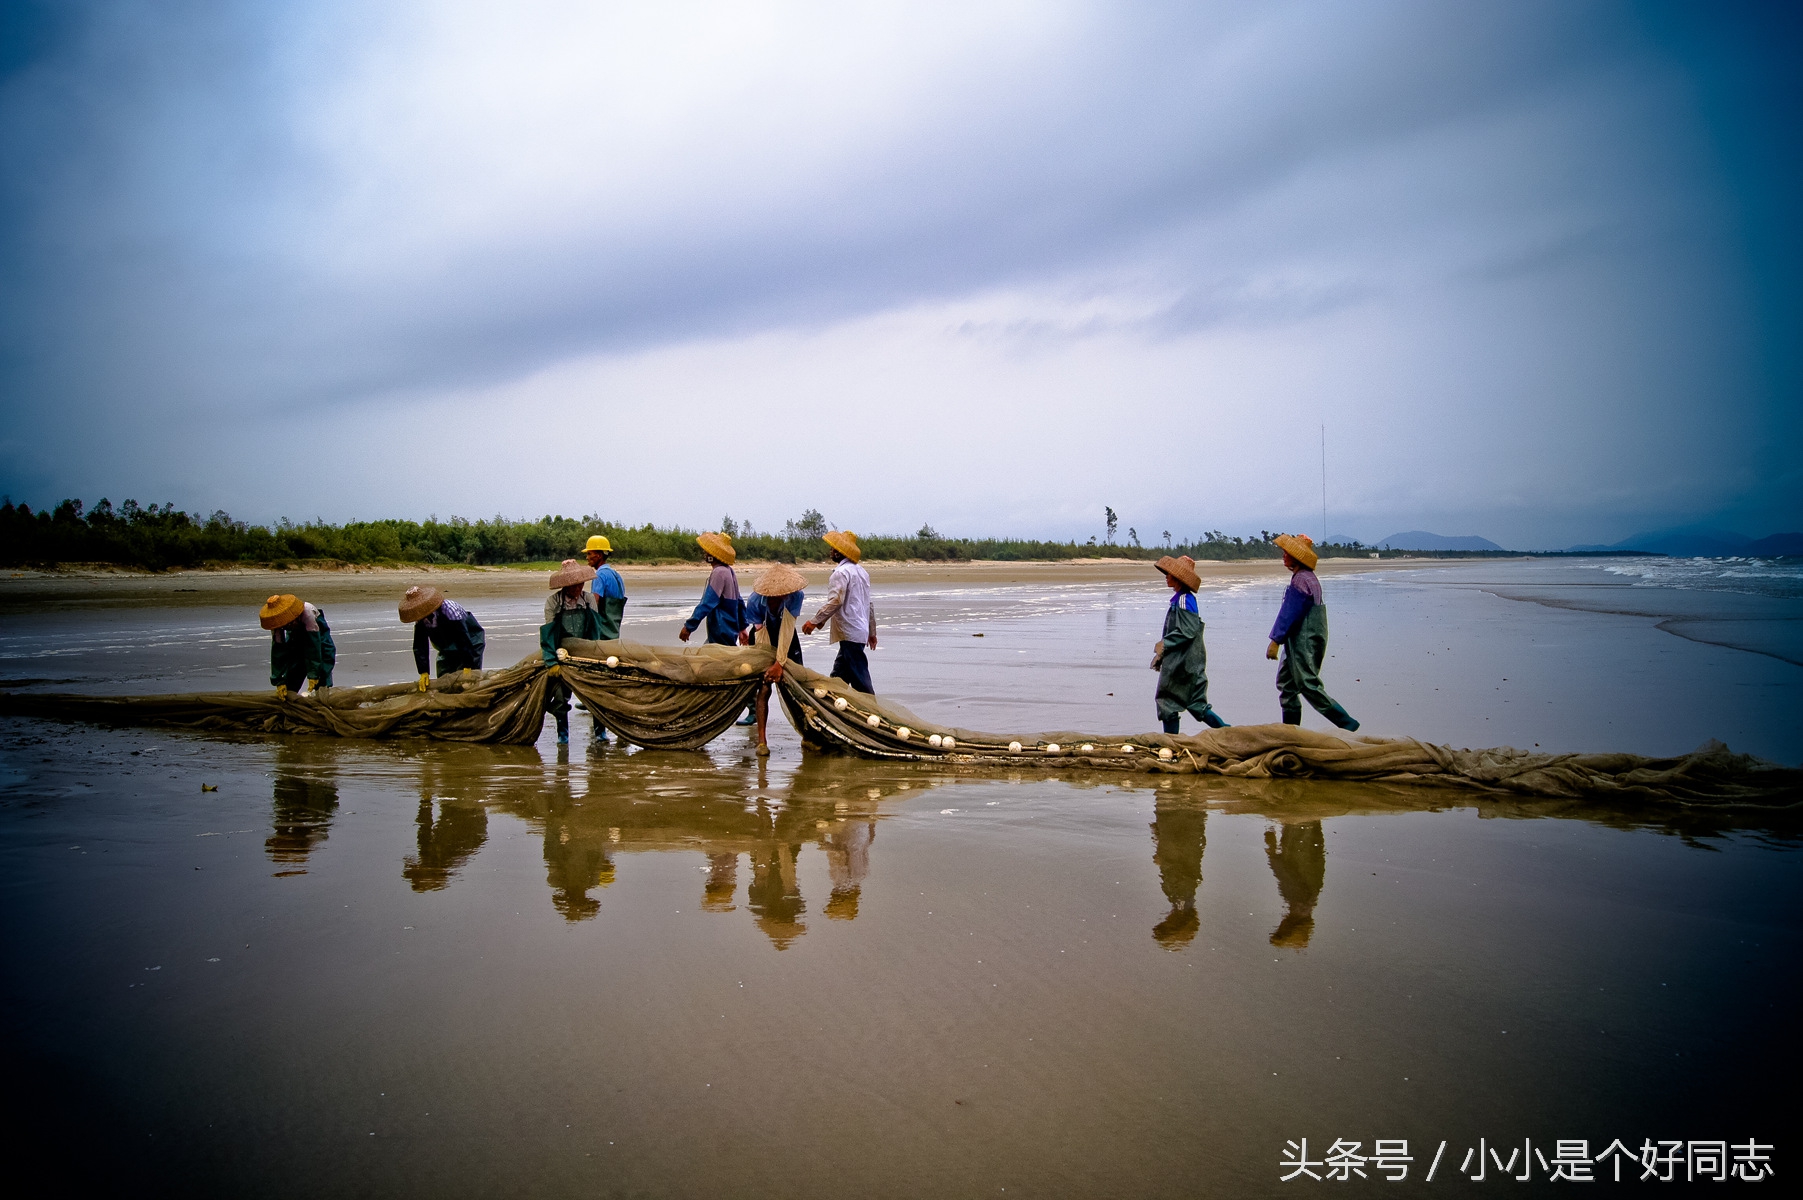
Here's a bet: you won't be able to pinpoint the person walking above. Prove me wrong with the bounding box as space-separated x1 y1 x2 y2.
400 585 485 689
583 535 627 640
541 558 603 745
1267 533 1359 731
802 530 877 694
679 531 743 646
744 562 806 756
260 593 336 698
1151 554 1229 732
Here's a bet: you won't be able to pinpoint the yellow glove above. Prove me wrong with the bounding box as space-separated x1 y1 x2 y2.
307 678 324 696
418 673 430 693
1266 641 1281 661
276 684 288 700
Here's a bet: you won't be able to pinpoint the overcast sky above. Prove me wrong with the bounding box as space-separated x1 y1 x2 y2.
1 1 1796 548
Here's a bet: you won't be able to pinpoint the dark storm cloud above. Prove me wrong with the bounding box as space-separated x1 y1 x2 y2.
0 1 1796 542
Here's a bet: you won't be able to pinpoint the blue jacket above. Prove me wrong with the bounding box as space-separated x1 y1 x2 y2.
1269 569 1324 642
684 564 743 645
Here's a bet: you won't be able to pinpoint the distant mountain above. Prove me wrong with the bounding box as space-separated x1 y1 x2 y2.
1376 530 1504 552
1747 532 1803 556
1564 527 1803 557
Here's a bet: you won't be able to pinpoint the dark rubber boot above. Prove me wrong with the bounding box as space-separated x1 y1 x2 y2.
1198 707 1230 729
1162 715 1182 734
1323 703 1360 732
1281 707 1302 726
555 713 570 745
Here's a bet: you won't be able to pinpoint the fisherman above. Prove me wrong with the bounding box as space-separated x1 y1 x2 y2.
744 562 806 757
583 535 627 639
678 531 743 646
260 593 335 698
802 529 877 694
541 558 603 745
400 585 485 690
579 535 628 743
1151 554 1229 732
1267 533 1360 731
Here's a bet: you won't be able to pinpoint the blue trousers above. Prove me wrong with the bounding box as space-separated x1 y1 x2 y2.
830 642 874 694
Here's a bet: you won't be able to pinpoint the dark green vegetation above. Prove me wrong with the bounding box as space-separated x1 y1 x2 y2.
1 497 1511 570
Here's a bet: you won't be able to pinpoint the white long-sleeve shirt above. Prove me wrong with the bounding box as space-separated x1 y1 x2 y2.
809 559 875 643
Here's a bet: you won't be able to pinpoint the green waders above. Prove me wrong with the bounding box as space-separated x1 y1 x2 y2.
1277 605 1358 730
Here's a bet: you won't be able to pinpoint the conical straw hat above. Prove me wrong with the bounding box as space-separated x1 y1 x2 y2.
696 531 736 565
549 558 596 588
822 529 860 562
1273 533 1318 571
752 562 807 596
1154 555 1200 591
399 585 445 623
259 593 303 630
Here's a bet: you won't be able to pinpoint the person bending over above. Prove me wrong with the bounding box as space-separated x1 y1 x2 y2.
260 593 335 699
400 585 485 689
541 559 602 745
745 563 806 757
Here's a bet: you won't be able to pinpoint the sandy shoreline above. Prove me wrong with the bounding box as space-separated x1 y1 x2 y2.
1 555 1481 607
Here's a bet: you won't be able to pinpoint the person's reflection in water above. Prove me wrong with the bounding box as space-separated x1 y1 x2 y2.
540 763 614 920
702 853 739 912
403 797 488 892
747 813 806 948
822 816 875 921
401 750 492 891
1265 821 1327 949
1150 799 1206 948
265 745 340 875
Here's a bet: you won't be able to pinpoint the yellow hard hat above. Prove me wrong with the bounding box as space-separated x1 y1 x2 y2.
585 535 612 554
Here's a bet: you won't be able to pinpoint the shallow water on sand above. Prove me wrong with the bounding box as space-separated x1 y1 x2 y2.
1 561 1799 1196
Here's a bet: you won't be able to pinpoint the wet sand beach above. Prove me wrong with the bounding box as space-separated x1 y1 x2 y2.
2 558 1798 1196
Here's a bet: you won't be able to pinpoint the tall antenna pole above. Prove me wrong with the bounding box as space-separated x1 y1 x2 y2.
1320 423 1327 544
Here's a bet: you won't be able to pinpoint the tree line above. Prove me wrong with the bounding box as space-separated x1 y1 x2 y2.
0 496 1440 571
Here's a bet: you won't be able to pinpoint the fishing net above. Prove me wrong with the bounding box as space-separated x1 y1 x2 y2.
3 639 1797 807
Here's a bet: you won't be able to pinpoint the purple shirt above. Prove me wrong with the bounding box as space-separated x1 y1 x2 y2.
1268 569 1323 642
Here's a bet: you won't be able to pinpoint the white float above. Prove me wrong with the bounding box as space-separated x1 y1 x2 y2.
1158 747 1174 761
605 656 619 668
1008 741 1022 753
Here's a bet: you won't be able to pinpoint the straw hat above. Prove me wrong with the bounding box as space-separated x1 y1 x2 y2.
398 585 445 623
822 529 861 562
1155 554 1200 591
1273 533 1318 571
549 558 596 589
584 535 612 554
259 593 303 630
752 562 807 597
696 531 736 565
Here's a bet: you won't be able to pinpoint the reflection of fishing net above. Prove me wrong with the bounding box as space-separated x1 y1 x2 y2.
3 638 1798 806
